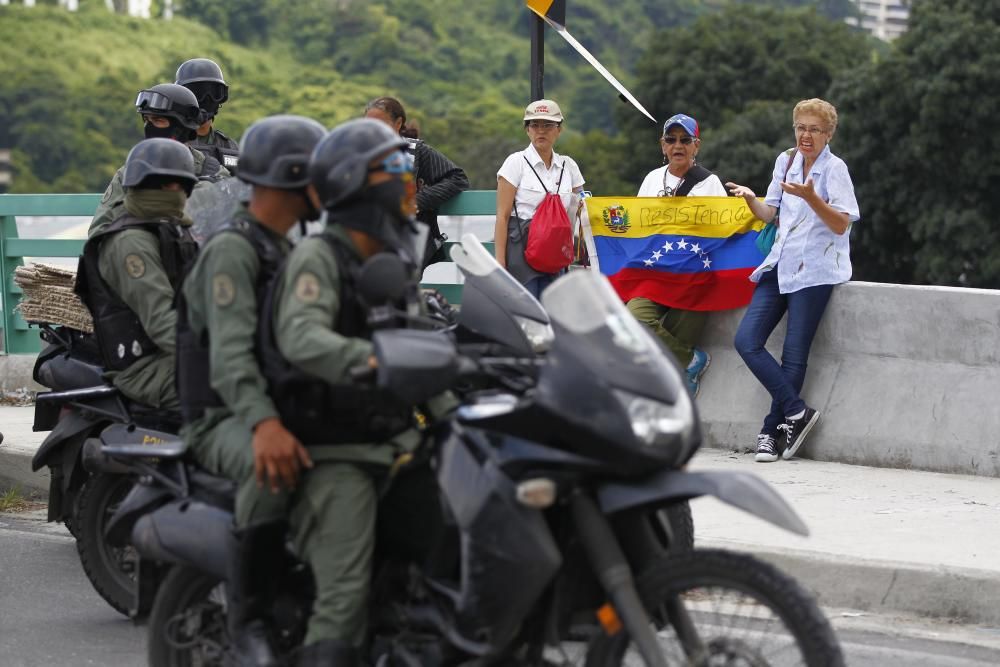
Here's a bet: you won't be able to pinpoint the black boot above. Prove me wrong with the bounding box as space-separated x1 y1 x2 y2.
227 520 288 667
297 639 360 667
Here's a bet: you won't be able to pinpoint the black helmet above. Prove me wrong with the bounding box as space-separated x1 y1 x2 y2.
238 115 326 189
309 118 409 209
175 58 230 118
122 138 197 195
135 83 203 131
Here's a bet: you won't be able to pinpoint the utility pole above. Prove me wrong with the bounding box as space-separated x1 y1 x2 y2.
528 0 566 103
530 13 545 102
0 149 12 194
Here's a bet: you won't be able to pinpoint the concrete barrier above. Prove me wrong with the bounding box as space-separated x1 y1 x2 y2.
697 281 1000 477
2 280 999 476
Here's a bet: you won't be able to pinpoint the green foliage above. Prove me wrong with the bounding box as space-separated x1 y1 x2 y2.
832 0 1000 287
619 4 875 189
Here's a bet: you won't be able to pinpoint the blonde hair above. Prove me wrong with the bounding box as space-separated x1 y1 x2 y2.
793 98 838 136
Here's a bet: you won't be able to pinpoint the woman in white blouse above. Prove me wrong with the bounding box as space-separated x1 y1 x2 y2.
494 99 585 298
726 98 860 464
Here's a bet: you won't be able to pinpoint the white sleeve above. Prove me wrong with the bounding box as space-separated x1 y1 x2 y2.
497 152 522 187
692 175 729 197
637 168 661 197
565 157 586 189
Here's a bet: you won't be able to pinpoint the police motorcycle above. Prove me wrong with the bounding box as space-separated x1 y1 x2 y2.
29 322 181 616
116 236 842 666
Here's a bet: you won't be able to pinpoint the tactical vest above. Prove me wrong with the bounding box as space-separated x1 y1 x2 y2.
75 215 198 372
175 219 284 423
192 130 239 174
257 232 414 446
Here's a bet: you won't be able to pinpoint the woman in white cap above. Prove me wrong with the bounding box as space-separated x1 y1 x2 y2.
495 99 586 297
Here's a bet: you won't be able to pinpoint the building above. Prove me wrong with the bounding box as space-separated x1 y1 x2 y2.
847 0 911 41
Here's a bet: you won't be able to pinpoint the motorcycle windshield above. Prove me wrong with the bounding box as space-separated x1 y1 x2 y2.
451 234 551 353
536 270 698 469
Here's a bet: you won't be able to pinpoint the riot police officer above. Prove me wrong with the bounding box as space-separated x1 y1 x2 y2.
89 82 230 238
175 58 241 172
262 118 426 665
177 114 326 667
75 138 198 410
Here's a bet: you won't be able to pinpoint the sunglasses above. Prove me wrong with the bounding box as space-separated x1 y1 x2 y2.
662 136 695 145
368 150 414 175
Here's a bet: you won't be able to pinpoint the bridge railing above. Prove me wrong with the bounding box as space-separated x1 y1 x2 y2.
0 190 497 355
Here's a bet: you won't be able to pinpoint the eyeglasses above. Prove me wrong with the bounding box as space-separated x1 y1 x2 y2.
527 121 560 130
793 124 828 135
662 136 695 145
368 150 414 175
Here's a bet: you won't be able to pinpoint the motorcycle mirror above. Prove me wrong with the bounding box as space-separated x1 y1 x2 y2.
373 330 459 403
358 252 408 306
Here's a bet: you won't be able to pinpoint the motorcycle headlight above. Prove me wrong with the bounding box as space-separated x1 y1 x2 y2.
514 316 554 353
613 389 695 449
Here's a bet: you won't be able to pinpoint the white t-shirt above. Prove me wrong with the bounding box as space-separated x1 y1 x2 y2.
497 144 586 220
637 165 727 198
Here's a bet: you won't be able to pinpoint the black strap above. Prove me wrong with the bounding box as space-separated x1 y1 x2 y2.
522 155 565 194
674 164 713 197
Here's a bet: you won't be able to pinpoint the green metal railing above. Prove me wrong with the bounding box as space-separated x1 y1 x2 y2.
0 190 497 355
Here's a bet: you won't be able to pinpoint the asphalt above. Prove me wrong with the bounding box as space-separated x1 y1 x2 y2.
3 406 1000 628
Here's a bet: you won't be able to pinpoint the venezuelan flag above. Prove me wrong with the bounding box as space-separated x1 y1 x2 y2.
583 196 766 311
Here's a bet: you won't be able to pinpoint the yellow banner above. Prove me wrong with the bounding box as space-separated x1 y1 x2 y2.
585 196 764 240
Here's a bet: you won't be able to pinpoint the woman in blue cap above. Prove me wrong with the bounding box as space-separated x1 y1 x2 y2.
631 113 727 397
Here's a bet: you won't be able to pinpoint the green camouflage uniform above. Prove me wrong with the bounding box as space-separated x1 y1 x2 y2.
96 204 190 409
182 205 293 526
271 225 423 647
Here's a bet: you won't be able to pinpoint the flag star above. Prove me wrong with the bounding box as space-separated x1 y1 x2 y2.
703 257 712 269
662 241 673 252
677 239 689 250
690 243 701 254
644 258 655 266
651 250 663 261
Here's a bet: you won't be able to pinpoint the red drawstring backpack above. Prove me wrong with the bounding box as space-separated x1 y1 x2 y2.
522 157 574 274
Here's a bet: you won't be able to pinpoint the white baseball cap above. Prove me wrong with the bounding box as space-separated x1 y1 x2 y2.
523 99 564 123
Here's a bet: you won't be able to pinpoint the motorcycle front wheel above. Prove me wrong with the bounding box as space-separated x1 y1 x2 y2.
148 565 228 667
585 549 844 667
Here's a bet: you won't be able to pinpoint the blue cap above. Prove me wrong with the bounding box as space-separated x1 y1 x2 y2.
662 113 699 138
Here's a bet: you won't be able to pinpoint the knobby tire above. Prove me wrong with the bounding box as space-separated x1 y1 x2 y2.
585 549 844 667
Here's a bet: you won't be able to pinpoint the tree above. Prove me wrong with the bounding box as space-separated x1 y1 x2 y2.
831 0 1000 287
619 5 874 189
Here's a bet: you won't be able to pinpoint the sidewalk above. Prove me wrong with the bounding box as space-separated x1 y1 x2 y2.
0 406 47 496
690 448 1000 626
3 405 1000 626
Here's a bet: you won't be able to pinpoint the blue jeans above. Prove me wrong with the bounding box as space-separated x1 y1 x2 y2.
734 268 834 435
522 273 557 299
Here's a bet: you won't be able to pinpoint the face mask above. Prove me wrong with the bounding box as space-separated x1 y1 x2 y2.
368 177 416 225
144 118 195 142
124 189 187 221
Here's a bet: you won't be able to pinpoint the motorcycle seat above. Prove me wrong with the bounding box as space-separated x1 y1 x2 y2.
35 353 106 391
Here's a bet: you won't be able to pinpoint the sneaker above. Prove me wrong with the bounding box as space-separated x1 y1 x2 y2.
778 407 820 460
686 348 711 398
754 433 779 462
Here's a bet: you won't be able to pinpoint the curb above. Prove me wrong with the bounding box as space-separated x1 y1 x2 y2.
700 537 1000 627
0 441 49 496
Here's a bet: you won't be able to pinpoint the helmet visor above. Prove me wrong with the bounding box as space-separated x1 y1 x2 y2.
135 90 176 114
